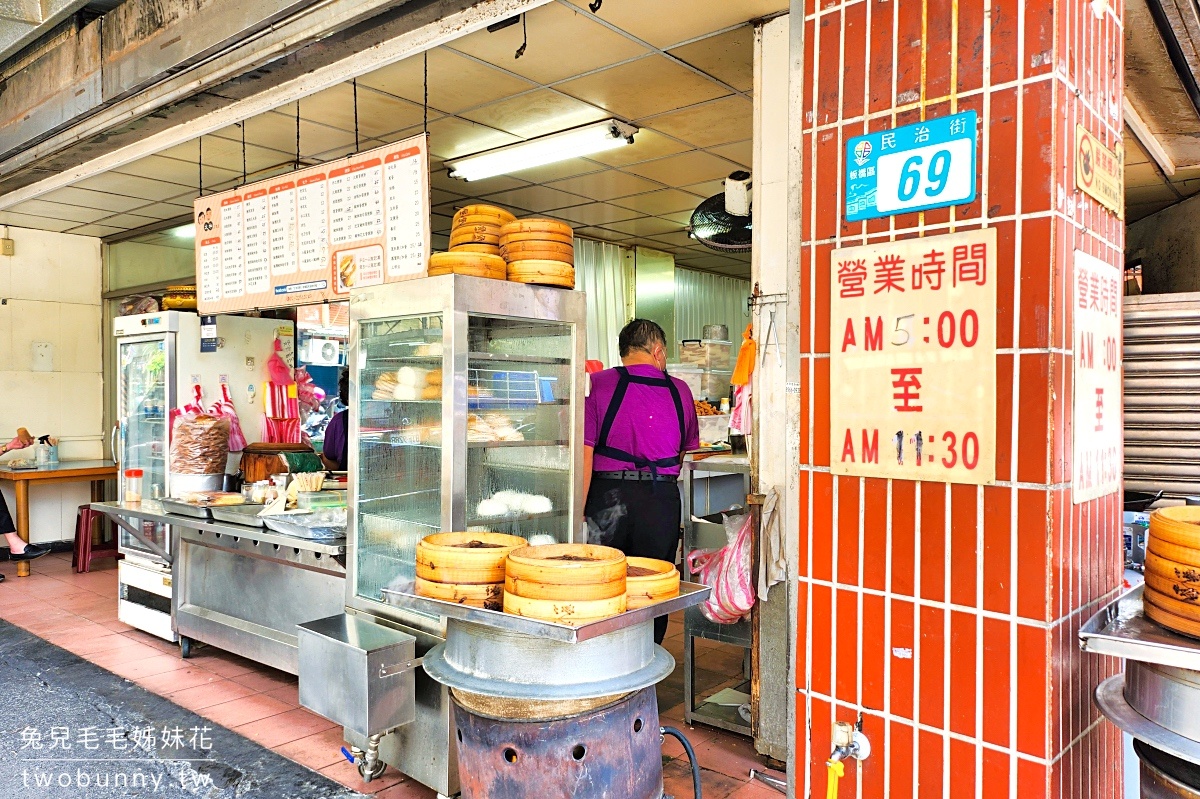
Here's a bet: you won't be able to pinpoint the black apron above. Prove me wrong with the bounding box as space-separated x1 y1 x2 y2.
593 366 687 483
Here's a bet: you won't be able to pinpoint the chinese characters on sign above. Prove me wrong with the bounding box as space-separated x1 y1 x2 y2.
1075 125 1124 219
830 228 997 484
1072 250 1122 503
845 111 978 222
195 134 431 314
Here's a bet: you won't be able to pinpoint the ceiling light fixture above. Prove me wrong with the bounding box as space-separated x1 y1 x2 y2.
446 119 638 181
172 225 196 239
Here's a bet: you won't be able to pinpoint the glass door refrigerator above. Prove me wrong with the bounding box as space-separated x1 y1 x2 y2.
325 275 585 795
112 311 294 641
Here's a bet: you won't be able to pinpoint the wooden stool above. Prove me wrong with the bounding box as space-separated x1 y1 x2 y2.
72 505 119 573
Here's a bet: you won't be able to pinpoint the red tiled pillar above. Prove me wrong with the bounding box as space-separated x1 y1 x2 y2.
794 0 1125 796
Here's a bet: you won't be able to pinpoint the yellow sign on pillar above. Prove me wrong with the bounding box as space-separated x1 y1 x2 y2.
1075 124 1124 219
830 228 997 484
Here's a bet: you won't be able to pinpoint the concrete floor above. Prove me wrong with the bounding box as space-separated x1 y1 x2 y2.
0 551 785 798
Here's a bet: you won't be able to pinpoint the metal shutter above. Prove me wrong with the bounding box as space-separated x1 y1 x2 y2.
1124 292 1200 498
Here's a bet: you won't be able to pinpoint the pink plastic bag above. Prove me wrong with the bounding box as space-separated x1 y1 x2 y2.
207 382 247 452
687 513 755 624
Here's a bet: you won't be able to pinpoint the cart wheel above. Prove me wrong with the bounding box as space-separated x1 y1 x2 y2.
179 636 193 659
358 759 386 783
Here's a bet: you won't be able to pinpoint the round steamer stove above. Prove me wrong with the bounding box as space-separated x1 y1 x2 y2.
398 585 710 799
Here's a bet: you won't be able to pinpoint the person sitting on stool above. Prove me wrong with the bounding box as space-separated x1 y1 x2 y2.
583 319 699 645
0 432 50 582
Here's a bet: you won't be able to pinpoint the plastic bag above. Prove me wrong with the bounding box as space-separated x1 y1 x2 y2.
687 512 755 624
730 324 756 386
207 382 247 452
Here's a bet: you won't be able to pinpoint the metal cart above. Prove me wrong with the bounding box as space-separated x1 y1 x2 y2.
681 453 753 736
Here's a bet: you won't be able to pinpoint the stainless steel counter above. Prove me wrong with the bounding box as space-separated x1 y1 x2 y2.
91 501 347 672
1080 585 1200 671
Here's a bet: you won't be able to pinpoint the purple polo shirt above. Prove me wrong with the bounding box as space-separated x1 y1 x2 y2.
585 364 700 476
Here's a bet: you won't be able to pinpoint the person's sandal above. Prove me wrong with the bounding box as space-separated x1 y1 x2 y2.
11 543 49 561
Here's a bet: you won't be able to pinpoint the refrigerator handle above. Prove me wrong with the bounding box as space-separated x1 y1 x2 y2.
110 424 119 465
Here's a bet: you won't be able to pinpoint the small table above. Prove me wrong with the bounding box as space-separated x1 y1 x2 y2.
1 460 117 576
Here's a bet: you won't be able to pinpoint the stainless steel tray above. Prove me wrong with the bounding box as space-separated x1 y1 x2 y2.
263 515 347 542
209 504 266 527
383 581 711 643
159 498 213 519
1080 585 1200 670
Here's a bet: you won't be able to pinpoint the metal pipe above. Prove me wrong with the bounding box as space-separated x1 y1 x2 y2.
661 726 702 799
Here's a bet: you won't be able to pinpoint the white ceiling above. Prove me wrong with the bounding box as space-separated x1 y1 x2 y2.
2 0 784 278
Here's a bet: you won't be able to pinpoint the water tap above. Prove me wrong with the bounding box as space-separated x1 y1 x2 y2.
828 720 871 763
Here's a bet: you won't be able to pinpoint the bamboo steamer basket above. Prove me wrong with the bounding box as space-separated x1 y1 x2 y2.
453 205 515 226
450 242 503 256
505 543 626 589
1145 571 1200 608
450 231 501 247
507 259 576 288
1145 589 1200 639
428 252 507 280
1145 550 1200 584
415 577 504 610
504 573 626 601
1149 507 1200 549
499 230 575 247
416 532 528 585
501 239 573 257
625 557 681 610
1147 537 1200 569
502 248 574 265
503 590 626 625
500 218 573 236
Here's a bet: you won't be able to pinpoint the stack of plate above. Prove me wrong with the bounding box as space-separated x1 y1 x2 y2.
1144 506 1200 637
415 532 528 611
503 543 626 625
499 219 576 288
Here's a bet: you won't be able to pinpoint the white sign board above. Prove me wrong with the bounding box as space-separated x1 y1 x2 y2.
1072 250 1123 503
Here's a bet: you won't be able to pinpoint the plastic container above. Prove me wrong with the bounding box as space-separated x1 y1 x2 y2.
170 473 224 494
666 364 704 397
124 468 144 503
679 339 733 371
697 413 730 446
297 490 348 510
701 370 734 401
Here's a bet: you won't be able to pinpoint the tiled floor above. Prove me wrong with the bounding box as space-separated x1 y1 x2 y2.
0 552 784 798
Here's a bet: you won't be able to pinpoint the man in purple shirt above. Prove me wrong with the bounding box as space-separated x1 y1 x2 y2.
320 369 349 471
584 319 699 643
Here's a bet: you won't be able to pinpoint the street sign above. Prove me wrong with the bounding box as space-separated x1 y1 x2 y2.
845 111 978 222
829 228 997 484
1075 125 1124 219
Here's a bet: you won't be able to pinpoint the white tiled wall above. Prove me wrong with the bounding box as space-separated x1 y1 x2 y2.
0 227 103 544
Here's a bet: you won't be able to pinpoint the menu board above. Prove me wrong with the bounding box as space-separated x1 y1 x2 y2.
195 134 430 313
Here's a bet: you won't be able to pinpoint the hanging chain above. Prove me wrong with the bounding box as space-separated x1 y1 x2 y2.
295 102 301 170
197 136 203 195
240 122 247 185
352 78 360 153
423 51 428 134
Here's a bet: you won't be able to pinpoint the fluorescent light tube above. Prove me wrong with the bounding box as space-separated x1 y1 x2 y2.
447 119 638 181
172 224 196 239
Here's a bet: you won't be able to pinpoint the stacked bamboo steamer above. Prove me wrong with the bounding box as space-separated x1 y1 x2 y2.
428 204 514 280
415 532 527 611
504 544 626 625
500 218 576 288
625 557 681 610
1143 507 1200 637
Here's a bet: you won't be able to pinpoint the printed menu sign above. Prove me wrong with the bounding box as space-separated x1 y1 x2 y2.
195 134 431 313
1072 250 1122 503
830 228 997 484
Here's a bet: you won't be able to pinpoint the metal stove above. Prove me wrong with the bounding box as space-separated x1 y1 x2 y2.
383 582 712 799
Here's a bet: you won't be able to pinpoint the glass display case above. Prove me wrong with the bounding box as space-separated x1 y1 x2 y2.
347 275 586 628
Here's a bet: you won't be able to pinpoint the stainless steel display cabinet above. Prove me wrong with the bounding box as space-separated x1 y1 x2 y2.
333 275 586 796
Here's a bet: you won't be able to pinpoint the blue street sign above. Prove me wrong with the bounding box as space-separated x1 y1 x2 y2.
844 110 978 222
